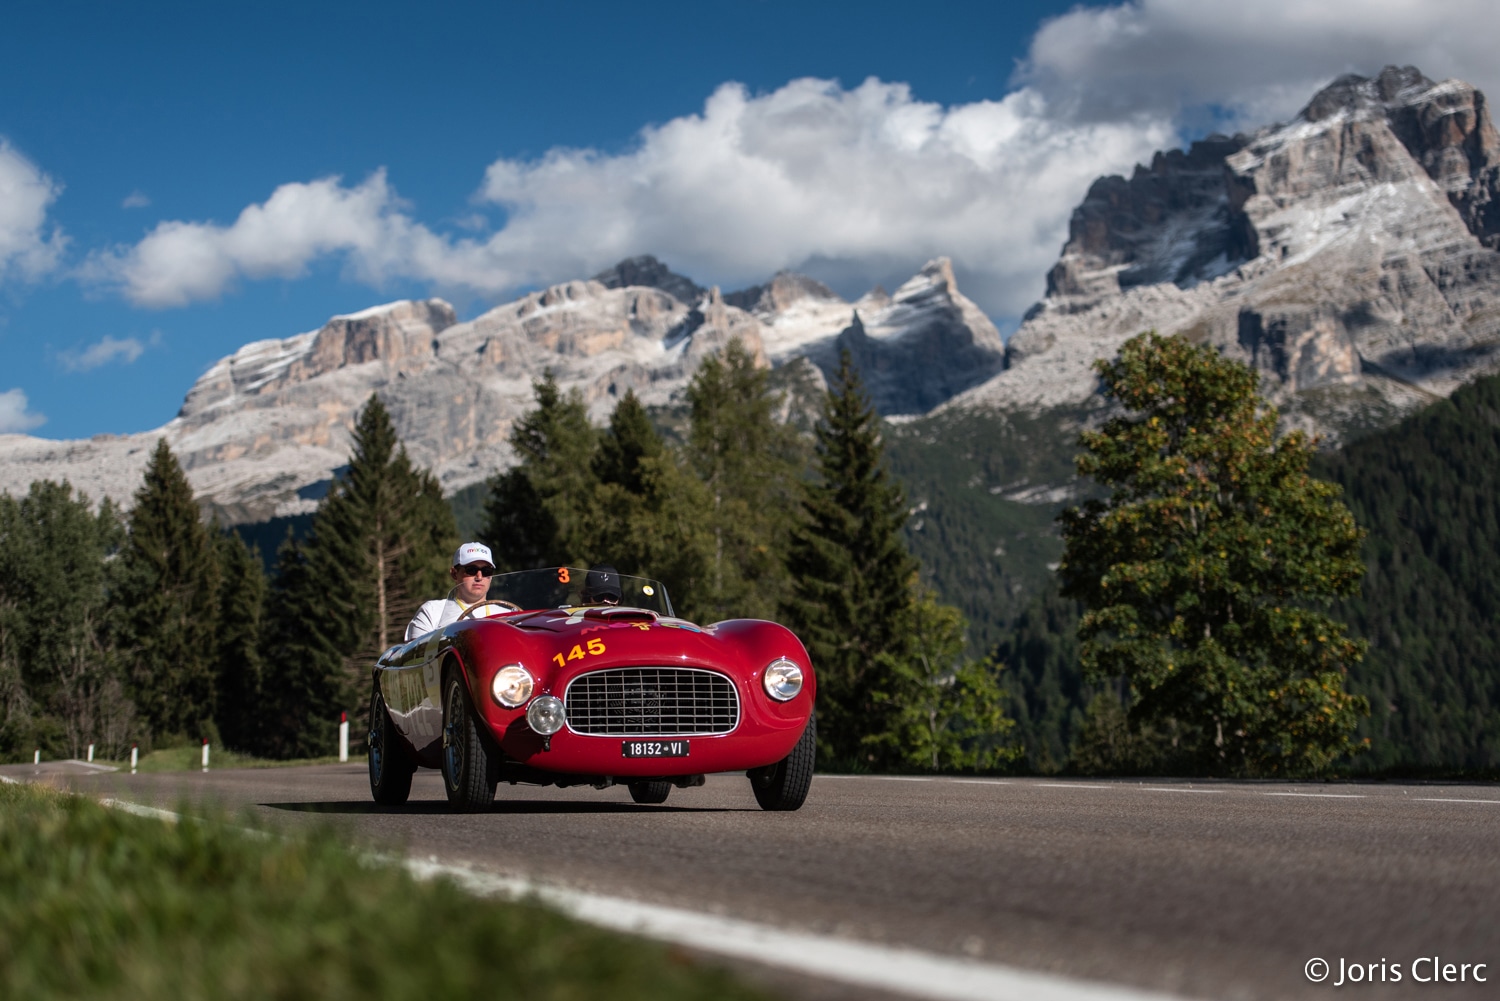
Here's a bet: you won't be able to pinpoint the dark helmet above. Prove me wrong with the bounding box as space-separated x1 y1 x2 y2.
582 564 623 604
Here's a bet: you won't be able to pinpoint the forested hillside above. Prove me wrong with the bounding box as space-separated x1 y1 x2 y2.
1315 374 1500 772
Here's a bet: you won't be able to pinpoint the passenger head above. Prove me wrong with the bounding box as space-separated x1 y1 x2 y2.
449 542 496 604
581 564 623 605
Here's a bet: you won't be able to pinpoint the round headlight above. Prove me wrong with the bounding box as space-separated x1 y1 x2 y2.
491 664 534 708
763 658 804 701
526 695 566 735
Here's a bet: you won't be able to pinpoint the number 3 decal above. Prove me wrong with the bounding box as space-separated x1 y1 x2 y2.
557 567 571 583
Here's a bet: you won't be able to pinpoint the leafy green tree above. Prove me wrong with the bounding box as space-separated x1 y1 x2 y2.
783 350 919 764
869 592 1017 771
261 396 455 756
0 481 130 760
1058 331 1368 776
213 531 266 752
686 338 801 621
484 373 599 570
114 441 221 744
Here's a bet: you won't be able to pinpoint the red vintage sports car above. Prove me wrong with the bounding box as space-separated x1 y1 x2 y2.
368 566 816 812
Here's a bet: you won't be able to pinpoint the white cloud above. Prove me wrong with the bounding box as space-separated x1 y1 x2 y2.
91 79 1173 316
122 190 150 209
0 141 66 282
0 389 45 434
1020 0 1500 127
469 79 1174 313
89 172 402 307
58 333 150 372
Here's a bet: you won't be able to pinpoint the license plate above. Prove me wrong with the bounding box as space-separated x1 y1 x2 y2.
622 740 689 758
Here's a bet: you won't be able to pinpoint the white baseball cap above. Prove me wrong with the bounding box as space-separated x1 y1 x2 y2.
453 542 494 567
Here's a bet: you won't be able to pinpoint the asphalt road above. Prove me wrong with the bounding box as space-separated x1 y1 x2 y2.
7 761 1499 1001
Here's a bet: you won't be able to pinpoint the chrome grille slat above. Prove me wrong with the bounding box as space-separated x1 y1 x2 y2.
564 667 739 736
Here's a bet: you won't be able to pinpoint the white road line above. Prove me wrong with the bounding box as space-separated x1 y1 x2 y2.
1263 792 1365 799
1140 787 1222 794
63 758 120 772
1413 797 1500 805
405 858 1194 1001
1037 783 1111 790
99 798 182 823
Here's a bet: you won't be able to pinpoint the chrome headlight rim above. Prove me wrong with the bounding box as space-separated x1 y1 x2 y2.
526 694 567 735
491 664 535 708
762 657 804 702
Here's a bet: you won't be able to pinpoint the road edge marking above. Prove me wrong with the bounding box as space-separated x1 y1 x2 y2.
404 857 1198 1001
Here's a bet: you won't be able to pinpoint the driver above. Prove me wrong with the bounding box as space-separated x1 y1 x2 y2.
580 564 623 605
405 542 503 640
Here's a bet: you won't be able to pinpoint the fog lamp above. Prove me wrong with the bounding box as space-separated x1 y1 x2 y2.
526 695 566 735
762 658 804 701
491 664 534 708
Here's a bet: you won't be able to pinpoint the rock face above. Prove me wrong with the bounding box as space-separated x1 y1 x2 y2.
0 257 1002 521
955 66 1500 442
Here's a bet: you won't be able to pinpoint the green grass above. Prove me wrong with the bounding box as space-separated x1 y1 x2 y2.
0 782 769 1001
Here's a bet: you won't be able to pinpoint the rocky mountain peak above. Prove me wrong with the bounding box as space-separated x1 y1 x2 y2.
591 255 705 304
724 271 841 316
957 66 1500 444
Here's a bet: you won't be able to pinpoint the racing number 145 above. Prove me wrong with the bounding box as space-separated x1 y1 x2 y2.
553 638 606 667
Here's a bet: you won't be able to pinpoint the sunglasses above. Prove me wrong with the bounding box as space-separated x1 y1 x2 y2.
458 564 495 578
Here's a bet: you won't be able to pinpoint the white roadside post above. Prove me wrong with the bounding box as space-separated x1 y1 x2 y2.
339 711 349 763
201 738 209 773
130 744 138 774
33 749 39 766
87 743 94 763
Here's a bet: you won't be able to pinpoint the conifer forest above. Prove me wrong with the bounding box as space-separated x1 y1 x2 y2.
1 335 1497 777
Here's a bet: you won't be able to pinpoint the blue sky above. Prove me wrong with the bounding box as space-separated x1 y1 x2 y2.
1 0 1493 439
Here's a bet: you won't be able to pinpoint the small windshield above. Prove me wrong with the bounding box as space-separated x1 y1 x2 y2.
484 566 674 616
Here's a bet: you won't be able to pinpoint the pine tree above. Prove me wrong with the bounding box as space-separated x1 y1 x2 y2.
685 338 800 621
260 396 455 756
1058 331 1369 776
259 535 343 758
783 350 919 764
114 441 220 743
0 482 130 760
213 530 266 752
592 390 712 612
483 373 599 569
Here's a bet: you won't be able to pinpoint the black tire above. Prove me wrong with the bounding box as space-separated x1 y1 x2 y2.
749 716 815 811
441 670 497 812
628 780 672 805
368 684 415 806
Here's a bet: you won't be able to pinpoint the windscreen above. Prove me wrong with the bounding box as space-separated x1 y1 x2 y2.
484 566 674 616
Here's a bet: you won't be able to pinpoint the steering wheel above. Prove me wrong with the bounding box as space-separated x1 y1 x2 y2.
458 598 522 619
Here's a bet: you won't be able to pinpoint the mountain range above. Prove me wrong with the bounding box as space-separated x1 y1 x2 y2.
4 64 1499 539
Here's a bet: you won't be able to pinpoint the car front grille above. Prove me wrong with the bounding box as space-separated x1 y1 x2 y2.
563 667 739 736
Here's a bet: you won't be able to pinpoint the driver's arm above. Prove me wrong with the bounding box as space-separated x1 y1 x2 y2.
405 600 445 641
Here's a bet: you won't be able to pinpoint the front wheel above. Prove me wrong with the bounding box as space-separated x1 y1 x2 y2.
369 684 415 805
748 716 815 811
628 780 671 805
441 671 497 812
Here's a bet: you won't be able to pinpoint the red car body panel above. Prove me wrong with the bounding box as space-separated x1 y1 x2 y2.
375 606 815 781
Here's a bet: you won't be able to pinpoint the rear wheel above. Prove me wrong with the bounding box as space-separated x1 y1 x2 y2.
628 780 672 804
441 670 497 812
368 684 415 805
748 716 815 811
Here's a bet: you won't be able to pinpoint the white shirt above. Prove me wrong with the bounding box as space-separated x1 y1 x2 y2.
405 597 503 641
